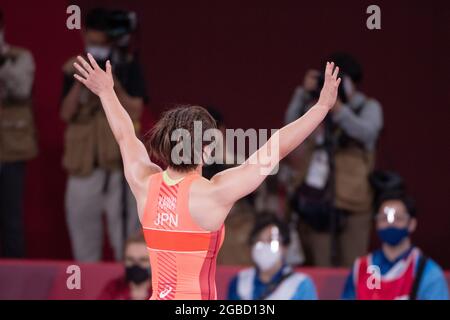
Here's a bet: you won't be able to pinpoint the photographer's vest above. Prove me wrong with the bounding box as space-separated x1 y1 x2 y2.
0 47 38 162
333 102 375 213
296 101 376 213
61 57 122 176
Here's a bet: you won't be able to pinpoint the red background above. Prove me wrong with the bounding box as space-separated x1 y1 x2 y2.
0 0 449 266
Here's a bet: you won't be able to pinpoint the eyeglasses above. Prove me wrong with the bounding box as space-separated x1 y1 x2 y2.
374 206 410 224
252 226 282 251
254 239 281 252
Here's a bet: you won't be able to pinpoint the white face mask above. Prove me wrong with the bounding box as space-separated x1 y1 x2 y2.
86 45 111 61
251 241 282 271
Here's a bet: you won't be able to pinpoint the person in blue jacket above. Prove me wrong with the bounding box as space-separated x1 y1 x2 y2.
228 212 317 300
342 192 449 300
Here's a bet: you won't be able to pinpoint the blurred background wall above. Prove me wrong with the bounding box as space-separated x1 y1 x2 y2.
0 0 448 266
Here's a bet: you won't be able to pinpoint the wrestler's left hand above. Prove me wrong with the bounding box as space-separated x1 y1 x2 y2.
317 61 341 110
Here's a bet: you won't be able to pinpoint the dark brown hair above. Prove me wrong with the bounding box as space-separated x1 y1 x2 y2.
376 191 417 218
248 212 291 247
147 105 217 172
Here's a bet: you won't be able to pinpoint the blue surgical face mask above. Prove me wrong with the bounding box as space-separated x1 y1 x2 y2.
377 226 409 246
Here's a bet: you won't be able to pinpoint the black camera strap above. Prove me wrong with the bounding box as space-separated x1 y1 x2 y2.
409 254 428 300
257 267 295 300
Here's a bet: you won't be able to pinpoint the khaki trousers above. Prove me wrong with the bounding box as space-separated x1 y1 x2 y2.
65 169 140 262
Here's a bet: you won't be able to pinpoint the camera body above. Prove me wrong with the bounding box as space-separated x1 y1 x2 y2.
105 10 137 44
103 10 139 70
309 71 350 104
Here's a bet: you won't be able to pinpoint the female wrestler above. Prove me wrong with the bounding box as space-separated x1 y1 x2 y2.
73 54 341 300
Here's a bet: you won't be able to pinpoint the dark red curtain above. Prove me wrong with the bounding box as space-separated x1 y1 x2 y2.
1 0 449 266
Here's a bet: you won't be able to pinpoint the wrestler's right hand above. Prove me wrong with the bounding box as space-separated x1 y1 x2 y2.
72 53 114 96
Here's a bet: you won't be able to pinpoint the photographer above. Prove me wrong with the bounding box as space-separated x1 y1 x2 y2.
60 8 149 262
285 53 383 267
0 10 37 257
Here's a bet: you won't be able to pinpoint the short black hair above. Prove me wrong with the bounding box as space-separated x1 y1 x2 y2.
85 7 110 32
248 212 291 247
327 52 363 84
376 191 417 218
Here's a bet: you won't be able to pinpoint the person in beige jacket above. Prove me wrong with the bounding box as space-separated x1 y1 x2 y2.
61 8 148 262
0 9 37 257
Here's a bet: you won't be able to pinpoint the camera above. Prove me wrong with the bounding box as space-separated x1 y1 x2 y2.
106 10 137 40
105 10 137 47
309 71 349 104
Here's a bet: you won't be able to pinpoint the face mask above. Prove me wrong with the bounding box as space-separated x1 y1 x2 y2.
251 242 282 271
125 264 150 284
86 45 111 61
378 227 409 246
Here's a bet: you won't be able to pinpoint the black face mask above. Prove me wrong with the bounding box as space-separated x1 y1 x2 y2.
125 265 150 284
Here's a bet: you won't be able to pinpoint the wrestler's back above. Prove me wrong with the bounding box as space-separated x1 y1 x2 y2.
142 171 225 300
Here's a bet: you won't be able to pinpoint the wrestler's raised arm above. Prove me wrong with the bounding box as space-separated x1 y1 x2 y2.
73 54 161 219
205 62 341 229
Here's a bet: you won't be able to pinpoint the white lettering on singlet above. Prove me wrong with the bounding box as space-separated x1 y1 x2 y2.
154 195 179 227
158 195 176 211
154 213 179 227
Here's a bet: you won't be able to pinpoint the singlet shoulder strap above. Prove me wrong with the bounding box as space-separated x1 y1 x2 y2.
147 171 163 192
142 172 163 226
177 171 201 188
176 172 206 231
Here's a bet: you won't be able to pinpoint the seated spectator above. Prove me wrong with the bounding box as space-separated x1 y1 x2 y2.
98 232 152 300
342 192 449 300
227 213 317 300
